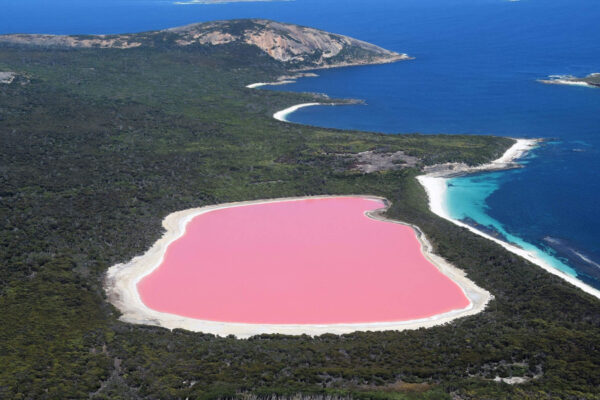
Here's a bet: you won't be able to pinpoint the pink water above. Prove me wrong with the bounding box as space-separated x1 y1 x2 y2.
138 197 470 324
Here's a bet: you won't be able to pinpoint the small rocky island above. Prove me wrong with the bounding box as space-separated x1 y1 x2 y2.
539 73 600 88
0 19 410 70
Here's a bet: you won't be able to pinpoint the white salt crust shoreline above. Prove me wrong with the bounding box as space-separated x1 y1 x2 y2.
105 195 491 338
417 139 600 300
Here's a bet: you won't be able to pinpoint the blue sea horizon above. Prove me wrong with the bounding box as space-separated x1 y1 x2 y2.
3 0 599 290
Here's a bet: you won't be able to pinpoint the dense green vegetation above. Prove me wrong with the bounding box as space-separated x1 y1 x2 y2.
1 35 599 399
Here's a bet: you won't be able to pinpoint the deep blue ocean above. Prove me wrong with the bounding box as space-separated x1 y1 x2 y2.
2 0 599 289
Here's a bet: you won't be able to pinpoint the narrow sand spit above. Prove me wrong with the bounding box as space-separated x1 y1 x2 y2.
105 195 491 338
417 139 600 300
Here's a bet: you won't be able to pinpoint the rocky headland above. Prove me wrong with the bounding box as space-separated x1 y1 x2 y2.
0 19 411 70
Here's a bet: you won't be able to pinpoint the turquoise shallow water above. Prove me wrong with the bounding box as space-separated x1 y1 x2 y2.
446 166 579 279
2 0 599 291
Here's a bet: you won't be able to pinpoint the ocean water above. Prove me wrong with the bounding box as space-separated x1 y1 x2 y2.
2 0 599 290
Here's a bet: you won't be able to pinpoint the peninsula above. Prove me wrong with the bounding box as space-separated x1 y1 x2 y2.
0 19 410 70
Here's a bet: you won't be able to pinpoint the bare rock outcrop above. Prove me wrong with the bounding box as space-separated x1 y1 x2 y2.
0 19 410 70
166 19 410 68
0 34 143 49
0 72 16 84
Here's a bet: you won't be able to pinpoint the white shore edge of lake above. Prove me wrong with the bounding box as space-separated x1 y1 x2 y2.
417 139 600 300
104 195 491 338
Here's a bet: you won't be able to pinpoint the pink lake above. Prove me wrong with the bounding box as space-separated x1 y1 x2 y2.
138 197 470 324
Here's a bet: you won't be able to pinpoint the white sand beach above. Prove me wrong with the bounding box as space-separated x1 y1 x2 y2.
417 139 600 300
246 72 319 88
105 195 490 338
246 80 296 89
273 103 332 122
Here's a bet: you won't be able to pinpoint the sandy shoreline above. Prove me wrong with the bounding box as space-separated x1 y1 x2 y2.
417 139 600 300
246 72 319 89
246 74 335 122
246 80 296 89
105 195 490 338
273 102 335 122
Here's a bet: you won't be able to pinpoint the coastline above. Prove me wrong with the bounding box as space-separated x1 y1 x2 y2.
273 102 334 122
290 53 413 72
246 80 295 89
104 195 490 338
246 54 411 89
538 74 600 89
538 79 595 88
246 72 319 89
248 55 413 122
417 139 600 300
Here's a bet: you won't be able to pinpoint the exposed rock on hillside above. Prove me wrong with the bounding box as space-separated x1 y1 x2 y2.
0 71 16 84
0 34 143 49
351 150 419 173
166 19 410 69
0 19 410 69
